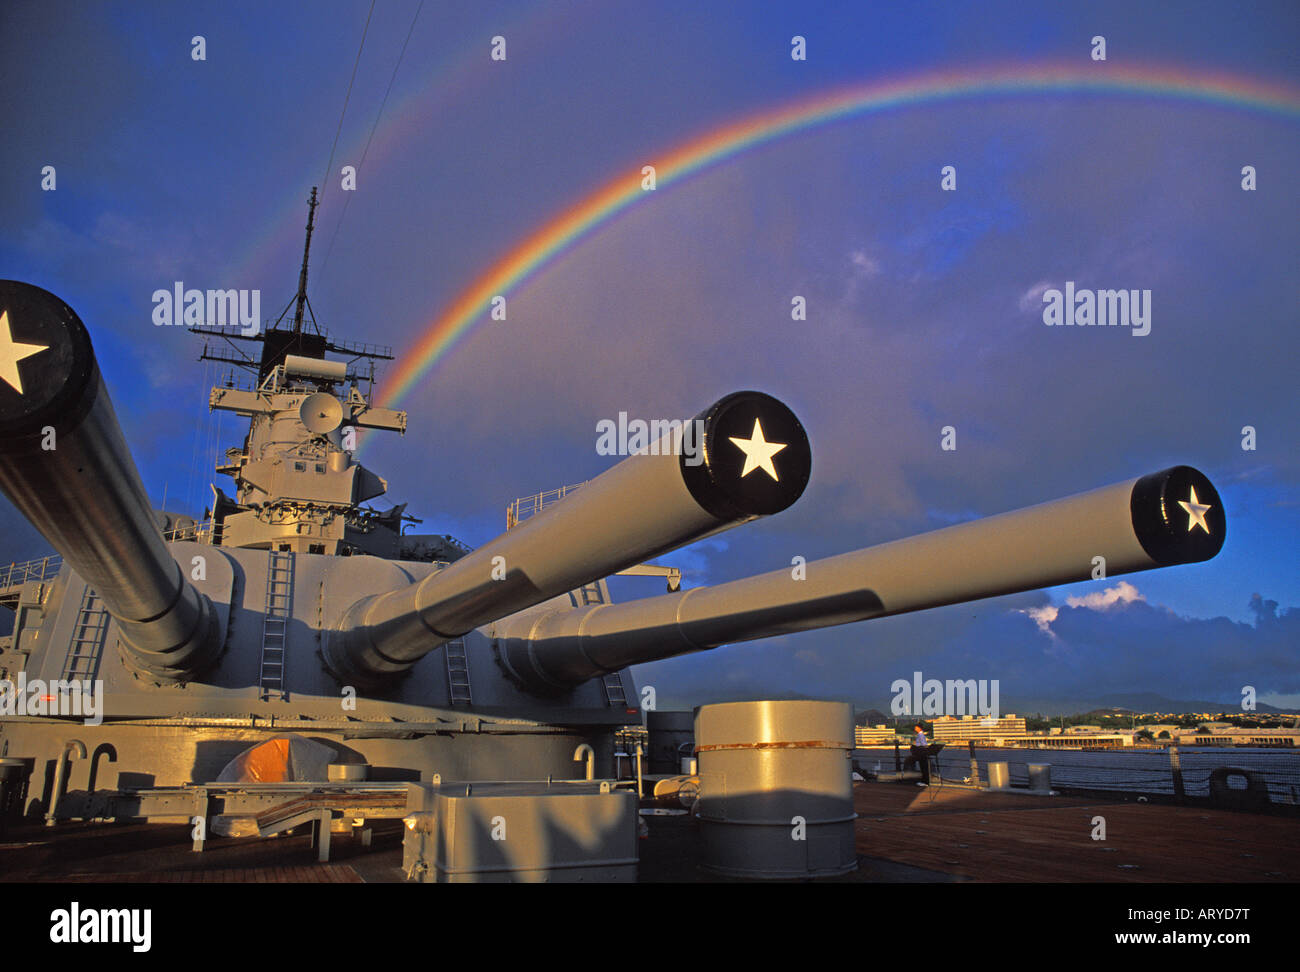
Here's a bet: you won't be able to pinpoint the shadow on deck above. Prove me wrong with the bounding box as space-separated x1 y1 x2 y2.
1 782 1294 883
850 781 1297 882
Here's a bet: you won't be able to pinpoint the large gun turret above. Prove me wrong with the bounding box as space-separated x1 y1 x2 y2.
0 281 222 681
322 390 813 687
493 465 1225 691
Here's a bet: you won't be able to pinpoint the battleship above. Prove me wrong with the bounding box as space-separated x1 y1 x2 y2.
0 190 1231 882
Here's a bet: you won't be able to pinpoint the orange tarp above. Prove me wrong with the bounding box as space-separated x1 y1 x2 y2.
231 737 294 782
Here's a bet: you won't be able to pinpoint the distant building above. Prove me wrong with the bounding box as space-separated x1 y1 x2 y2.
854 725 897 747
931 714 1028 744
1025 732 1132 750
1136 724 1181 737
1176 728 1300 747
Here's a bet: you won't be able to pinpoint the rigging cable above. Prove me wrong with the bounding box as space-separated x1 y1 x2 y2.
185 355 211 515
320 0 378 197
320 0 427 273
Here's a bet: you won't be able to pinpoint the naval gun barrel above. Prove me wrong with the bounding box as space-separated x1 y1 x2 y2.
0 281 221 681
494 466 1226 690
323 391 812 687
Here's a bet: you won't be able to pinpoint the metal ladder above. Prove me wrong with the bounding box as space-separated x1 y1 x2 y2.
444 638 472 705
576 581 628 707
61 586 109 682
601 672 629 707
259 549 293 701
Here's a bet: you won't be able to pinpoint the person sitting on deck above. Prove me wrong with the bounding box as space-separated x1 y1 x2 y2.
906 723 931 786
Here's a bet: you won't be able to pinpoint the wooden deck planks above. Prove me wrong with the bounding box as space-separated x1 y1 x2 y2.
62 864 365 883
853 783 1299 882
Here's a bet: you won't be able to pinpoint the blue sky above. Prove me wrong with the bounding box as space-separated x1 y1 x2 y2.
1 0 1296 711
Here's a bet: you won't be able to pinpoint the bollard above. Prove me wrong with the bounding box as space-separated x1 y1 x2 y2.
968 740 979 787
988 761 1010 790
1027 763 1052 794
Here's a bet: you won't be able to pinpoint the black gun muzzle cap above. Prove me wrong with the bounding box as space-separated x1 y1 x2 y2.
681 390 812 520
1130 465 1226 566
0 280 97 439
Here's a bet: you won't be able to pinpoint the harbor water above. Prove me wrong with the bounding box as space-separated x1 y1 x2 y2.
855 745 1300 802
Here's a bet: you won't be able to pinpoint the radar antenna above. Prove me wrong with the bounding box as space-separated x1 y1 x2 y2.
292 186 319 335
189 187 394 394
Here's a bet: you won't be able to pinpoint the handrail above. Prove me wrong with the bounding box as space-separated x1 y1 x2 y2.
162 519 219 545
0 555 63 590
505 481 589 530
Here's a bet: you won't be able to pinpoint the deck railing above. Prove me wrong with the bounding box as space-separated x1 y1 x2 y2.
0 555 64 591
505 482 589 530
855 743 1300 804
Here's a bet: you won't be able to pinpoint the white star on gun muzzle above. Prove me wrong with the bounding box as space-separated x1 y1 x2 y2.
729 417 787 481
1178 485 1212 534
0 310 50 396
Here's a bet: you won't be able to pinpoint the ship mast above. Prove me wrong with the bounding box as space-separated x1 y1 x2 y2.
191 186 395 396
292 187 318 335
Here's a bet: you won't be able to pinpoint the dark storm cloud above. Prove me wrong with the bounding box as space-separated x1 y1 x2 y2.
635 583 1299 711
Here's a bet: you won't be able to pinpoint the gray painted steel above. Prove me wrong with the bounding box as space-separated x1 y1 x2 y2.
0 282 221 681
326 391 811 687
402 780 637 882
494 470 1225 689
646 710 695 774
0 266 1228 884
1027 763 1052 793
695 700 857 878
650 774 699 808
988 762 1011 790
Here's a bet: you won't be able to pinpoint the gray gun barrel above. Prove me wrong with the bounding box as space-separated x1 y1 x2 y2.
0 281 221 681
495 466 1226 690
323 390 813 687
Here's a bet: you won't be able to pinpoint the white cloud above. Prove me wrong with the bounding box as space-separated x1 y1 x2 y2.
1021 581 1146 634
1018 280 1054 312
1065 581 1145 611
849 250 881 276
1023 604 1059 633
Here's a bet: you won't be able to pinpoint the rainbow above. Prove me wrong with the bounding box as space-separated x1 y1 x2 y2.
376 61 1300 410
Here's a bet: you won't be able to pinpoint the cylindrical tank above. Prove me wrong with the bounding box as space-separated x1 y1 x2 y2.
0 281 221 681
695 700 857 879
646 710 695 774
327 763 369 782
326 390 812 687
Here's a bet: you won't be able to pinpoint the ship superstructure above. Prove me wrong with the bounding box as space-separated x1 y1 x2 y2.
0 190 1228 880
